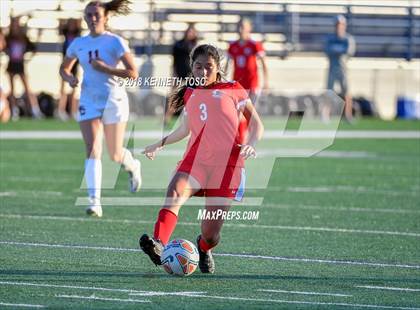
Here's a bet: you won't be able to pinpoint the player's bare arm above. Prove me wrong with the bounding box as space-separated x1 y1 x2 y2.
143 112 191 160
91 51 138 79
60 56 79 88
240 99 264 159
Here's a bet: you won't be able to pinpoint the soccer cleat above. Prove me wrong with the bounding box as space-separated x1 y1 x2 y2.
139 234 163 266
129 159 142 193
196 235 215 274
86 197 103 217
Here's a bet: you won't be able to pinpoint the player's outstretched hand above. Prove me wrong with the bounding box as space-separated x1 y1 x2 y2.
142 143 163 160
239 144 257 159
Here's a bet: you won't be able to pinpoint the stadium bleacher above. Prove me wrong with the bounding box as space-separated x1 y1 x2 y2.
4 0 418 60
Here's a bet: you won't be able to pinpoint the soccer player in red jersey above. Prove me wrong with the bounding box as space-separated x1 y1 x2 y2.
139 44 264 273
226 18 268 144
227 18 269 104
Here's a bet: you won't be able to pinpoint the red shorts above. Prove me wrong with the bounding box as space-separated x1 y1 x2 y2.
176 161 246 201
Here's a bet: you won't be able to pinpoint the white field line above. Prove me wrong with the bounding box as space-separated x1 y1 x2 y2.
356 285 420 292
56 294 150 303
118 291 206 297
0 191 63 197
5 176 73 184
1 130 419 139
129 292 420 309
214 253 420 269
263 203 420 215
263 131 420 139
0 302 45 308
131 148 376 159
1 213 419 238
0 241 139 252
0 281 417 309
0 214 168 227
232 225 420 237
0 192 16 197
74 197 264 206
0 281 204 297
76 198 420 215
258 289 352 297
2 193 417 215
280 186 419 196
1 241 419 269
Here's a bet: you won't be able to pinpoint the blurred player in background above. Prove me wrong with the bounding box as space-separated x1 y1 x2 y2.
57 18 82 121
324 15 355 122
165 23 198 127
0 86 11 123
5 16 43 120
0 30 10 123
139 44 264 274
60 0 141 217
226 18 268 105
226 18 268 143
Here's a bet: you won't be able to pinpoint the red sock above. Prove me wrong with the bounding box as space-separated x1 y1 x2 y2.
153 209 178 245
199 236 217 252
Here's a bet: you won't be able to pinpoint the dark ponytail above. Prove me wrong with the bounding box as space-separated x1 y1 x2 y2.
87 0 132 16
169 85 189 115
169 44 225 114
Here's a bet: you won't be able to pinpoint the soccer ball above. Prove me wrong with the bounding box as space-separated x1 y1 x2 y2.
161 239 199 276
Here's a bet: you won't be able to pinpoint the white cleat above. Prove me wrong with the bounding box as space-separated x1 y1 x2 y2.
56 110 69 121
129 159 142 193
86 198 103 217
11 107 20 121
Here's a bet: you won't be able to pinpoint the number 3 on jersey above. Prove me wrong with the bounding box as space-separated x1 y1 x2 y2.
199 103 207 121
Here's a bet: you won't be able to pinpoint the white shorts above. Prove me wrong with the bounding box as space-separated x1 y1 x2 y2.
78 92 129 124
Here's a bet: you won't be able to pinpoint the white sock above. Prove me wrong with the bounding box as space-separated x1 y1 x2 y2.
31 105 42 116
121 148 137 172
85 158 102 199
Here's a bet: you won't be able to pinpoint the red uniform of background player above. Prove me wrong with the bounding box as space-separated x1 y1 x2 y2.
179 81 248 200
139 44 264 274
227 18 269 104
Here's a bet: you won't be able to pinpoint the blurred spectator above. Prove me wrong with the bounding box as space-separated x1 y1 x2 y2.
172 23 198 79
57 18 82 121
165 23 198 126
0 86 11 123
0 27 5 50
226 18 268 105
1 28 10 123
5 16 43 119
324 15 356 122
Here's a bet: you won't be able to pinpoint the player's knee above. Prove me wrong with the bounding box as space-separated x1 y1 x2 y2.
166 178 188 199
167 186 183 199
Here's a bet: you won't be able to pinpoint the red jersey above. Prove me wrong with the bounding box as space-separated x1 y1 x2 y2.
182 81 249 168
228 40 265 91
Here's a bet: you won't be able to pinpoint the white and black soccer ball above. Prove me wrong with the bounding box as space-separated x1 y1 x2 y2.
161 239 199 276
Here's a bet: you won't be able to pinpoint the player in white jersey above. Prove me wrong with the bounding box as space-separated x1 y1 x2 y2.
60 0 140 217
